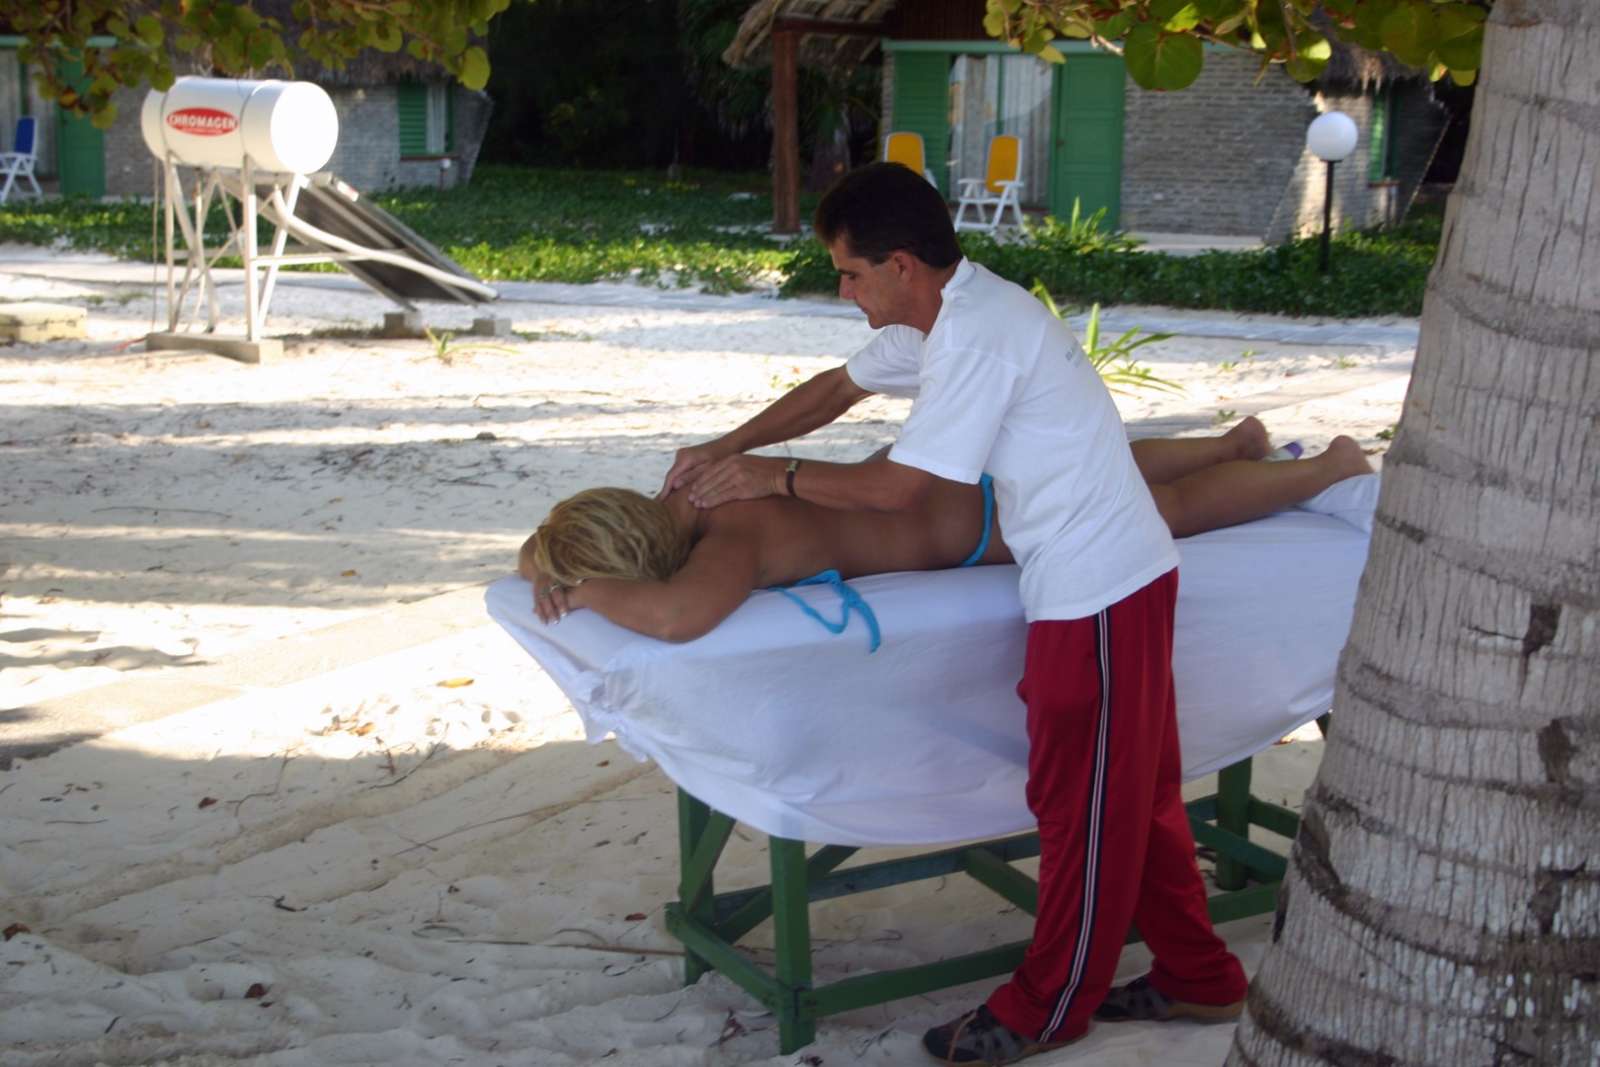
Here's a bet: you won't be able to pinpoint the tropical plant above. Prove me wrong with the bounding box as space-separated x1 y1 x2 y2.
1030 281 1181 396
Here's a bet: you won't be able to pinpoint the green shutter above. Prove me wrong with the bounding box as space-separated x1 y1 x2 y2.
397 82 427 157
1368 88 1391 182
891 52 952 195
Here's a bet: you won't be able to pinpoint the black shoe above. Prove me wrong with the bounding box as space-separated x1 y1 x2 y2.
922 1004 1076 1065
1094 974 1244 1023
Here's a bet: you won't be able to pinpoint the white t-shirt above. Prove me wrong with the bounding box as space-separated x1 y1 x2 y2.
845 259 1177 622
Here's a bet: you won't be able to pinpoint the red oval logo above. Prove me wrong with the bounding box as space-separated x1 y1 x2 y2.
166 107 239 137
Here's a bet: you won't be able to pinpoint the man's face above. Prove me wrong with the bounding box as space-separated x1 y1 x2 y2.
828 238 904 330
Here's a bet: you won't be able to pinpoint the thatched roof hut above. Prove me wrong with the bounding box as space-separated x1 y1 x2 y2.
724 0 896 72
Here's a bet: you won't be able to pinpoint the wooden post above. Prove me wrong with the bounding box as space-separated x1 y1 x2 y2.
771 28 800 235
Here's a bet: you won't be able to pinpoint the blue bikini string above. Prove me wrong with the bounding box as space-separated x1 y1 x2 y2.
770 569 882 653
960 474 996 568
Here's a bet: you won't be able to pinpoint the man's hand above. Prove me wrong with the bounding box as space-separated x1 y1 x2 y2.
683 454 788 509
659 440 734 499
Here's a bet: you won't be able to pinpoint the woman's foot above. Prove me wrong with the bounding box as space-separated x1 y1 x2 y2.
1318 435 1375 480
1222 416 1271 461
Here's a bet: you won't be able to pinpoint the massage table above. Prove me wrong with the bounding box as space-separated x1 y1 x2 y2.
486 474 1379 1052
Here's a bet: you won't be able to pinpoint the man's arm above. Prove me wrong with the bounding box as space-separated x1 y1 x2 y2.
659 366 870 497
687 452 940 513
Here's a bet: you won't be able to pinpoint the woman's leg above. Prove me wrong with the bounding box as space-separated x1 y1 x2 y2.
1130 417 1270 484
1149 436 1373 538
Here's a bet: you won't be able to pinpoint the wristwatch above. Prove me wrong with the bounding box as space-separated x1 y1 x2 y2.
785 458 801 497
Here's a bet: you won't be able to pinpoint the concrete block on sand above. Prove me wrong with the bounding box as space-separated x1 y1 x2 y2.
144 331 283 365
470 316 512 337
380 310 426 339
0 302 88 343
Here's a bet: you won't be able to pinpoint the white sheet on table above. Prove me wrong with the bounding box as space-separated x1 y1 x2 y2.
486 475 1379 847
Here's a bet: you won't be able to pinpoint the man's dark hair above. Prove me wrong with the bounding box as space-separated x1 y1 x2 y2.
814 162 961 268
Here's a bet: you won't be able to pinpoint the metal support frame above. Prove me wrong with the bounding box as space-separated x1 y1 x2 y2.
159 155 326 342
155 158 495 344
665 755 1298 1055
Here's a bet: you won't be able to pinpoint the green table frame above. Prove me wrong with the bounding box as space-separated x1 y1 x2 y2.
664 754 1302 1054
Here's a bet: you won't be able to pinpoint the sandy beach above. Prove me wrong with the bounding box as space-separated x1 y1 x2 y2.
1 244 1412 1065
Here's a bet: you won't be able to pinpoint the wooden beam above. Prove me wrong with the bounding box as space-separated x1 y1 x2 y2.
771 28 801 235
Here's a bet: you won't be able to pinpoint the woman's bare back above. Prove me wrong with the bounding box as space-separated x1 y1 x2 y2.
691 475 1000 589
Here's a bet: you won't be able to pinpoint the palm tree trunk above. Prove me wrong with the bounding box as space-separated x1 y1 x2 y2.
1229 2 1600 1063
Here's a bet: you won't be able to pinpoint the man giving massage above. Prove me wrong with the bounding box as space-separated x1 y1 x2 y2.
523 162 1369 1065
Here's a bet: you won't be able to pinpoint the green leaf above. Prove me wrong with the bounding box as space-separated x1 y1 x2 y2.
459 44 490 91
1195 0 1241 19
372 23 403 53
1433 7 1484 73
1124 23 1205 91
135 14 164 47
1436 2 1488 35
1447 67 1477 87
1149 0 1201 32
1095 11 1134 38
1380 4 1434 68
91 101 119 130
1039 43 1066 63
1284 51 1329 82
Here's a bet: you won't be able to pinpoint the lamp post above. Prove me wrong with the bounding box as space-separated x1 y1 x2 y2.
1306 110 1358 274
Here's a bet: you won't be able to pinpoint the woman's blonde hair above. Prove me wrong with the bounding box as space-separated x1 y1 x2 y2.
522 487 692 586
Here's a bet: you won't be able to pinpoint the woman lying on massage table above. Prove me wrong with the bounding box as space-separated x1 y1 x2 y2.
520 416 1372 640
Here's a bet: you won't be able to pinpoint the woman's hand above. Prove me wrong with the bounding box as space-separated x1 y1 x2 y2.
531 576 585 624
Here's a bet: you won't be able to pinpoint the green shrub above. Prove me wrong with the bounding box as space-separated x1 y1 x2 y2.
0 166 1438 317
783 206 1438 317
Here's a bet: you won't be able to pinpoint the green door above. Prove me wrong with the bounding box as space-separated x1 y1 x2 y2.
1049 55 1125 227
891 52 952 196
56 59 105 197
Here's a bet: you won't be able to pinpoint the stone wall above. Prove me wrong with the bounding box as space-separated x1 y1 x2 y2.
104 87 157 197
1262 85 1444 243
1121 50 1316 237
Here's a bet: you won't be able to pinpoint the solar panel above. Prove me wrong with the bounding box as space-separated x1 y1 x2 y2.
281 173 496 307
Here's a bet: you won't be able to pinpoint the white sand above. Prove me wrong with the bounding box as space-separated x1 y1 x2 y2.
0 247 1409 1065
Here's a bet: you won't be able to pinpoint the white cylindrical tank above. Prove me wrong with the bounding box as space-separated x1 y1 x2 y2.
140 78 339 174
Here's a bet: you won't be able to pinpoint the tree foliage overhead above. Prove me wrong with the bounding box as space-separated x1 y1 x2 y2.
985 0 1490 90
2 0 511 129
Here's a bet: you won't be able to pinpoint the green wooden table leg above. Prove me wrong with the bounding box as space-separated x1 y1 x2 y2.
769 836 815 1053
677 789 716 985
1213 759 1252 891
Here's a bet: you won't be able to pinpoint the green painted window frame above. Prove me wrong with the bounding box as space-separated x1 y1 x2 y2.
397 81 454 158
1368 87 1394 182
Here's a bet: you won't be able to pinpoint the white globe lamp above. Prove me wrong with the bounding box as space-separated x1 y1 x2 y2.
1306 110 1359 273
1306 110 1359 162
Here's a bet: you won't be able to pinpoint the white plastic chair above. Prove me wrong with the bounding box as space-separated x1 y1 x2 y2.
953 134 1025 233
882 131 936 187
1 117 43 205
1 116 42 204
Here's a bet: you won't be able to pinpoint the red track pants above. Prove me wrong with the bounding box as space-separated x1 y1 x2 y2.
985 569 1247 1042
